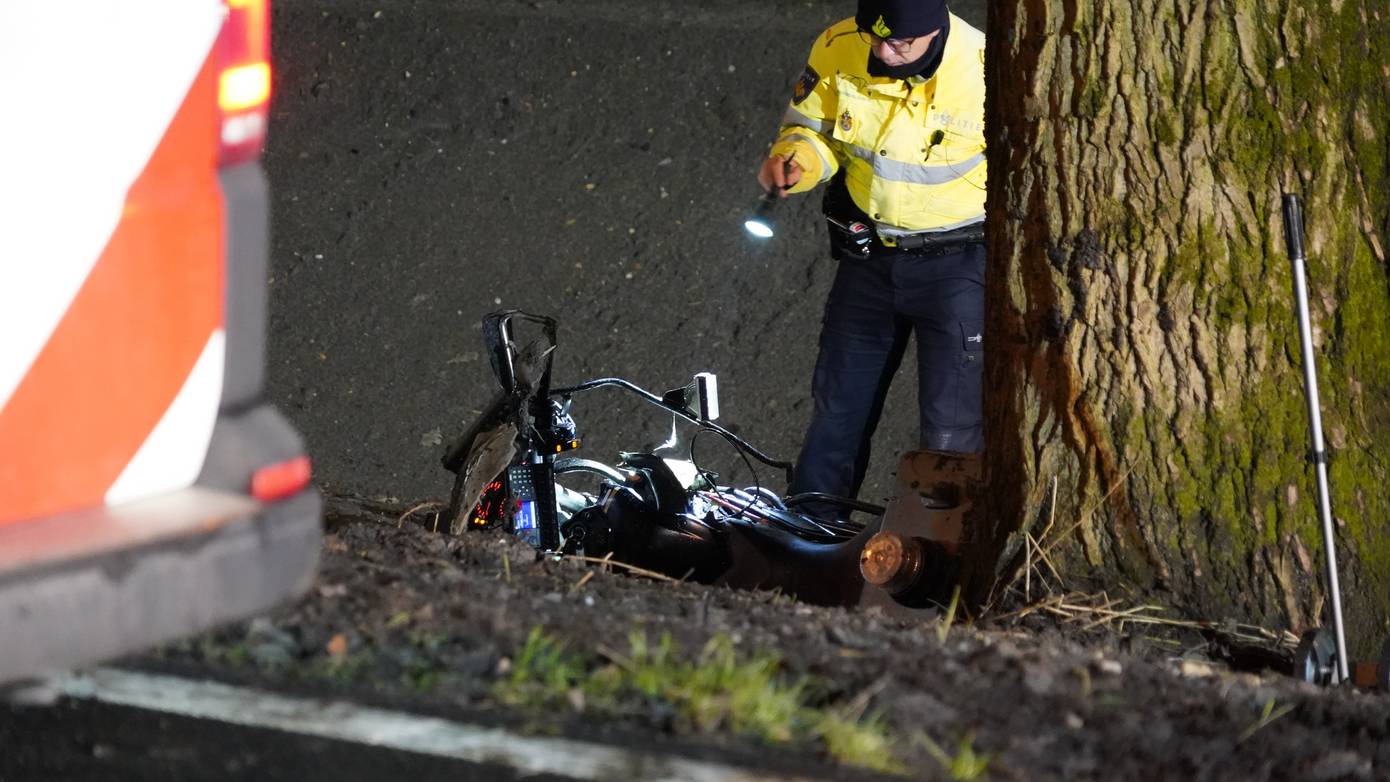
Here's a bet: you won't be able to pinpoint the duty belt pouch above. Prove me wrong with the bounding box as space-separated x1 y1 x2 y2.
894 224 987 255
821 173 872 260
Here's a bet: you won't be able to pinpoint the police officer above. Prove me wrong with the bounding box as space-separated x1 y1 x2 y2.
757 0 986 509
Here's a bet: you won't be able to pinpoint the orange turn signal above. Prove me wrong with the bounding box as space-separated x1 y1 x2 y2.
219 62 270 112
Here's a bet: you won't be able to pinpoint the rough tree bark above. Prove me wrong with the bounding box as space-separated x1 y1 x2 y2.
978 1 1390 652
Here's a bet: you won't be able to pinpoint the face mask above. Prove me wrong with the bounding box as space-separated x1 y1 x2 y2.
867 20 949 80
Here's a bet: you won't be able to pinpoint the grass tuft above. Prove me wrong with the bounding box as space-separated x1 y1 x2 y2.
916 731 993 780
1237 698 1295 744
495 627 587 707
494 626 906 773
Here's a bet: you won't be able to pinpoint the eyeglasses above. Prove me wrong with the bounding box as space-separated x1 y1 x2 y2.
857 30 921 55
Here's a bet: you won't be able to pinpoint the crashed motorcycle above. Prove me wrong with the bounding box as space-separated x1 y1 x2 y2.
441 310 966 614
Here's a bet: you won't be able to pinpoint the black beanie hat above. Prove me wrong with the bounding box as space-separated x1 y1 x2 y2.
855 0 949 39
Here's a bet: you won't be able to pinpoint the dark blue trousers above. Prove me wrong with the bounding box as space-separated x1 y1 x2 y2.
790 241 984 503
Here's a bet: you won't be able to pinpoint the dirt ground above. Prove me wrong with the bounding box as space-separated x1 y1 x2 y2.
140 494 1387 781
167 1 1390 779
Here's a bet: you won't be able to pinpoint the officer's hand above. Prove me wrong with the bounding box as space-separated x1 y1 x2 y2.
757 154 802 198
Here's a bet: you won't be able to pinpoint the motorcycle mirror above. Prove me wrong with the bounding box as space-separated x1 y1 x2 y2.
695 372 719 422
661 372 719 422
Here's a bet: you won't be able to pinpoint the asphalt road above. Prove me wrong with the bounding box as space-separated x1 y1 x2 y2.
0 669 850 782
1 697 536 782
265 0 988 507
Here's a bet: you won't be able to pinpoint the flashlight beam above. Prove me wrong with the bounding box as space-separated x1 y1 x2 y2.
744 219 774 239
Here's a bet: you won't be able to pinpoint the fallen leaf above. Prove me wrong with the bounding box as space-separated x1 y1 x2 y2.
317 583 349 598
1179 660 1217 678
327 633 349 658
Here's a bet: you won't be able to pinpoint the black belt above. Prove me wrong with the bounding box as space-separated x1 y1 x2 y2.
879 223 985 252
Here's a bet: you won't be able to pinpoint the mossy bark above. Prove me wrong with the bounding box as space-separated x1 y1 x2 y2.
979 1 1390 653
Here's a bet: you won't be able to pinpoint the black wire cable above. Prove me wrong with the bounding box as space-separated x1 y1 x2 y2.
688 428 858 542
689 426 762 522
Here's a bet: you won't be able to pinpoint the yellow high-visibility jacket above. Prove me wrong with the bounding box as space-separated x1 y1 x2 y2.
770 14 986 235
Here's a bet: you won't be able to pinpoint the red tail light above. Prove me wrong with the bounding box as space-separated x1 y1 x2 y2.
251 455 312 502
216 0 270 166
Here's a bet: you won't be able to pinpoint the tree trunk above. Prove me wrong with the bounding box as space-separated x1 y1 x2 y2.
979 1 1390 653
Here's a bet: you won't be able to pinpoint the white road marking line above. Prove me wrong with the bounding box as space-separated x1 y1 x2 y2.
50 668 822 782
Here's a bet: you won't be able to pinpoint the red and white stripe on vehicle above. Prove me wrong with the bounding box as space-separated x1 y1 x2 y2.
0 0 271 527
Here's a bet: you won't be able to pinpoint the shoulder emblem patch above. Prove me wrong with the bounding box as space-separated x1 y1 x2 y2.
793 66 819 105
839 109 854 133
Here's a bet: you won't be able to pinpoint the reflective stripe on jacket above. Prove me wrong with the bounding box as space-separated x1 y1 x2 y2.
769 14 986 233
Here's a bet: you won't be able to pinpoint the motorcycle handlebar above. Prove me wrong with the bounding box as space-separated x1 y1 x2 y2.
550 377 794 484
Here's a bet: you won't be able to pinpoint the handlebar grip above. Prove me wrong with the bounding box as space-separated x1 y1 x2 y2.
1281 193 1306 261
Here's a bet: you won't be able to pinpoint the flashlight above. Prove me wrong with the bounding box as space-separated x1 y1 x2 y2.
743 156 795 240
743 188 779 239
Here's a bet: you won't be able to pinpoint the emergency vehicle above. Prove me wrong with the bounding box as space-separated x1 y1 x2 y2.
0 0 321 684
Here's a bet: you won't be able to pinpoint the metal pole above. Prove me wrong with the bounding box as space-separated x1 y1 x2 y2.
1281 193 1350 683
